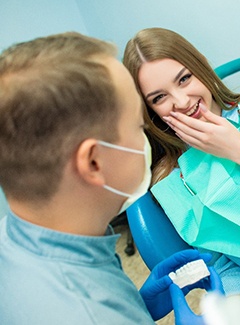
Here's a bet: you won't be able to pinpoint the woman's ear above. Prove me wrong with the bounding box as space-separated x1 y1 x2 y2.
75 139 105 186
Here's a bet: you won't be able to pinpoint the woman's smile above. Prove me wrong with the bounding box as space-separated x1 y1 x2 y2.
185 99 201 118
138 59 214 120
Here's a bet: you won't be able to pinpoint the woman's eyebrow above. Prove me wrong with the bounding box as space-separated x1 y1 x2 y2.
173 67 187 82
145 67 187 100
145 89 162 100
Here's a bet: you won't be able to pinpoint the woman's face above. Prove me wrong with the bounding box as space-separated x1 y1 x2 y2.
138 58 220 120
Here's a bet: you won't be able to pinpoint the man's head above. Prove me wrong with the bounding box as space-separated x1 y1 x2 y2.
0 32 122 201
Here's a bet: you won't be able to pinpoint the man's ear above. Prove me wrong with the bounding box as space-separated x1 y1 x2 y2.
75 139 105 186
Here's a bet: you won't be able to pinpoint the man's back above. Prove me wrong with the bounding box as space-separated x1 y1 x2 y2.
0 213 154 325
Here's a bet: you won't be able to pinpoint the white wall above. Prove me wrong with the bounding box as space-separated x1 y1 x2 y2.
77 0 240 90
2 0 239 69
78 0 239 67
0 0 88 52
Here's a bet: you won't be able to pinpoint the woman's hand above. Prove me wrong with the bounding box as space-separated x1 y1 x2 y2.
163 104 240 164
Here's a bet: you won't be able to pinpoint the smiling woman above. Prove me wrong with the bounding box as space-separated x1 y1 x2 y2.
138 58 218 120
123 27 240 183
123 27 240 297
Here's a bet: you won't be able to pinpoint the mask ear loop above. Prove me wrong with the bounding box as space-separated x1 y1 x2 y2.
97 140 144 154
103 185 131 198
151 114 169 132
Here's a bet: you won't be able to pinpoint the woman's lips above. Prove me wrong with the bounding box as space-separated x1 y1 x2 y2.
186 100 202 119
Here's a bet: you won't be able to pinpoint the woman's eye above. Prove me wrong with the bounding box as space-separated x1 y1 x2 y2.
152 94 164 104
179 73 192 84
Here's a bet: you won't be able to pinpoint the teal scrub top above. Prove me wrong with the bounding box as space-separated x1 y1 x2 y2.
0 212 155 325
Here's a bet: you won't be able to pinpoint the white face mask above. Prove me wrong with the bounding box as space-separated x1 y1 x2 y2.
98 134 152 215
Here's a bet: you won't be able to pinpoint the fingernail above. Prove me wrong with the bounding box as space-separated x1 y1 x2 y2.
199 103 207 112
163 116 171 122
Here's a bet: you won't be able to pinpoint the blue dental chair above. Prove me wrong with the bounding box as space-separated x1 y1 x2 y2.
126 58 240 270
214 58 240 79
127 191 190 270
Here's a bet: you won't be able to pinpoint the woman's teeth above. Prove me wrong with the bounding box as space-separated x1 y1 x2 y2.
186 101 200 116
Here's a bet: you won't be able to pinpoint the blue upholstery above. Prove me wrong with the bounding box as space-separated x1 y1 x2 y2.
127 192 190 270
127 58 240 270
214 58 240 79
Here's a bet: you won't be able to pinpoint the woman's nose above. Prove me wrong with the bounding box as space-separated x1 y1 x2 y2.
172 92 190 111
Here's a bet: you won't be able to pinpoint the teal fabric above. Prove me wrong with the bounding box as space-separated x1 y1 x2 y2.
151 110 240 260
0 212 154 325
198 248 240 295
151 108 240 294
151 155 240 258
151 107 240 258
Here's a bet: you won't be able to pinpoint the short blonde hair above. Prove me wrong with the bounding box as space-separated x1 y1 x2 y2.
0 32 119 200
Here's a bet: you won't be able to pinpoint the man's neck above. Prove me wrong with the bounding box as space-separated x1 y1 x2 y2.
8 193 112 237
